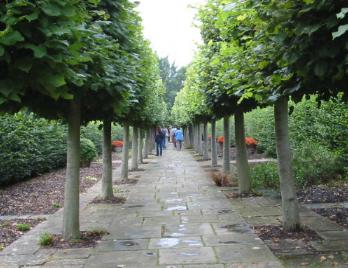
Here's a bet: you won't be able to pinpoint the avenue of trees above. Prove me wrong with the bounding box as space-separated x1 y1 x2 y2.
172 0 347 231
0 0 166 240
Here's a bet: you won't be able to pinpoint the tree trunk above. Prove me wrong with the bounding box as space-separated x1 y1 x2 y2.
150 128 155 152
223 116 231 175
131 126 138 170
138 128 143 164
101 119 114 200
143 128 149 159
121 124 130 180
211 119 218 167
184 127 189 149
193 124 197 152
275 96 300 231
189 125 194 148
203 122 209 160
198 124 203 156
235 109 251 194
63 99 81 240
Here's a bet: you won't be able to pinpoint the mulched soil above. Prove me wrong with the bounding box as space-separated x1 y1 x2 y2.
41 230 108 249
297 185 348 203
313 208 348 229
91 196 126 205
225 191 262 199
254 225 321 256
0 154 121 216
113 179 138 185
229 146 267 160
0 218 45 250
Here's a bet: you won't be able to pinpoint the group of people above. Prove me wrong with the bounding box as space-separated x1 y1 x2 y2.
155 127 184 156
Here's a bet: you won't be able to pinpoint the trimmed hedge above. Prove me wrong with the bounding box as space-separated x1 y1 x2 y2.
0 112 100 186
0 112 67 186
246 96 348 186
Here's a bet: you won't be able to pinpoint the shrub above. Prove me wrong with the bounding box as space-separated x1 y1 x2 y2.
293 143 341 187
112 140 124 148
0 112 67 186
16 223 30 232
81 122 102 155
39 233 54 246
80 138 97 167
251 162 279 190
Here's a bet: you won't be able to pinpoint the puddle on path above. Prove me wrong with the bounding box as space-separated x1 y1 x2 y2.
218 209 233 214
181 252 199 256
166 206 187 211
119 240 139 247
126 205 144 208
156 238 180 248
165 198 184 203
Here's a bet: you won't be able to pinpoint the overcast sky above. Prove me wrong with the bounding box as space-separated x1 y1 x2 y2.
137 0 206 67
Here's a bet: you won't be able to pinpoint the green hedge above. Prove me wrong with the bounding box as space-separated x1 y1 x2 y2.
0 113 102 186
0 113 67 186
246 96 348 186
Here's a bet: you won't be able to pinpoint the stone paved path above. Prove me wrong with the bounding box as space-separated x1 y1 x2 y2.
0 146 284 268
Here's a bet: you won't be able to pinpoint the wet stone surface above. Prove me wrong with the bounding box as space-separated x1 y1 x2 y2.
0 146 284 267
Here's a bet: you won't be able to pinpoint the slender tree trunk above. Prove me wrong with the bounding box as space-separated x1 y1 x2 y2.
198 124 203 156
223 116 231 175
211 119 218 167
189 125 194 148
138 128 143 164
121 124 130 180
275 96 300 231
203 122 209 160
193 124 197 152
63 99 81 240
235 109 251 194
150 128 155 152
143 128 149 159
131 126 138 170
184 127 190 149
101 119 114 200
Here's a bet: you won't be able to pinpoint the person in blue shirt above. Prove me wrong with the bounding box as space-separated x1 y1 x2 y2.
175 128 184 150
155 127 165 156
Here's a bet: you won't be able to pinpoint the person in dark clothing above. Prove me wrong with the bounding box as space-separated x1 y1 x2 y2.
155 127 165 156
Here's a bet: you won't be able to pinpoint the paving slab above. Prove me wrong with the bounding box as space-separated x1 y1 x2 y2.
0 145 285 267
159 247 216 265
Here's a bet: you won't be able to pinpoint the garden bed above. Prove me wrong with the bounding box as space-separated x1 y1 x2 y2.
0 218 45 250
0 154 121 216
313 208 348 229
40 230 108 249
297 185 348 204
254 225 321 256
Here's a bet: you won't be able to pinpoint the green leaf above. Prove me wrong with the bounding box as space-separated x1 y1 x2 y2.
15 58 33 73
0 96 6 105
23 44 47 58
9 93 21 102
0 46 4 56
39 74 66 90
41 2 61 17
47 74 66 88
0 30 24 46
332 24 348 39
19 11 39 22
314 61 328 77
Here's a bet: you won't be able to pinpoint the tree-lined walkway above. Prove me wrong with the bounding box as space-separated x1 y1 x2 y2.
0 146 283 267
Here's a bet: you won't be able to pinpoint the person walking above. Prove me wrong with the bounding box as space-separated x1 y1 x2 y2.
175 127 184 150
155 127 165 156
161 127 168 149
170 127 177 148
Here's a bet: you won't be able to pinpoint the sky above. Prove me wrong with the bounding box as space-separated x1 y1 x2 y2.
137 0 207 68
